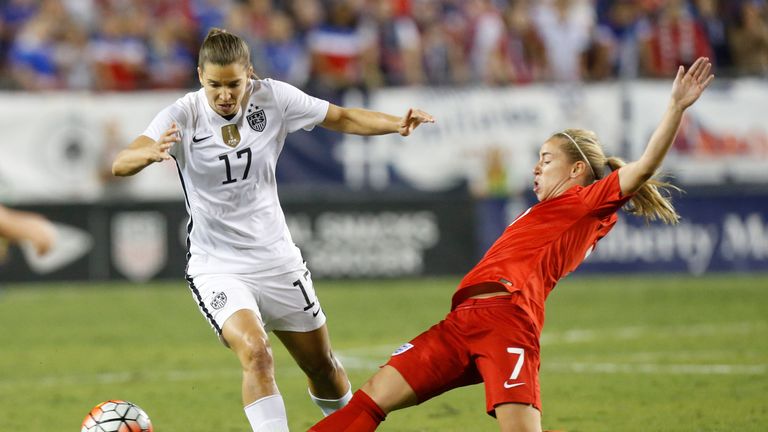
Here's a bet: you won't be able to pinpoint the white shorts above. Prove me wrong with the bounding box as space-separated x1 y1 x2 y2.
186 262 326 345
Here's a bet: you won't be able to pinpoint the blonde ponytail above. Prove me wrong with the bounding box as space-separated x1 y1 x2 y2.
554 129 683 225
605 157 682 225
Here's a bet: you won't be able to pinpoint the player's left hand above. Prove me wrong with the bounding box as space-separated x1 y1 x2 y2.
670 57 715 110
399 108 435 136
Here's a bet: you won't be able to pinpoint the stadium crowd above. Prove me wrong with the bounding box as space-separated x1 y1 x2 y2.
1 0 766 94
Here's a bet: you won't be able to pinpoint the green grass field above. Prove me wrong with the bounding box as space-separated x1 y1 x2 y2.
1 274 766 431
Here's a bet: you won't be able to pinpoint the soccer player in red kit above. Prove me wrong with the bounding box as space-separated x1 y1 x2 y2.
309 56 714 432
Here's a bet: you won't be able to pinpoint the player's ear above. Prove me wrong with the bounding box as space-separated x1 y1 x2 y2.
571 161 584 178
197 66 203 86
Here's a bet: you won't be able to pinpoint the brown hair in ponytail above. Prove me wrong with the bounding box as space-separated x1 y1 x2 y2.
553 128 682 225
198 28 251 71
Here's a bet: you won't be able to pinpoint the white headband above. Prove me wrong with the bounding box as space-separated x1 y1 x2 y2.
560 132 596 179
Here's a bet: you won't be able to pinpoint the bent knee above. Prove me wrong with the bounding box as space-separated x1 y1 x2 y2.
301 350 343 379
495 403 541 432
235 335 275 372
360 366 418 413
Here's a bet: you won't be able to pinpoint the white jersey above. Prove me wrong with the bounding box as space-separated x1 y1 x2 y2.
142 79 329 276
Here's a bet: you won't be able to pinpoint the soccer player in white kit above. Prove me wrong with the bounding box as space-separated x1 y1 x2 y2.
112 28 434 432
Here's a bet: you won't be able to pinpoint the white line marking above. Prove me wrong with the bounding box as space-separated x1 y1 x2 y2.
1 321 763 390
540 321 763 345
1 358 763 391
0 369 240 390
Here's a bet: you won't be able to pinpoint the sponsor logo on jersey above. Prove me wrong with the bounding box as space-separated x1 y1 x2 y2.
192 134 212 143
247 107 267 132
211 292 227 309
392 343 414 356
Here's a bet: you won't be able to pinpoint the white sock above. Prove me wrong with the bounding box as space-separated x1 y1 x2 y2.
308 382 353 416
244 394 290 432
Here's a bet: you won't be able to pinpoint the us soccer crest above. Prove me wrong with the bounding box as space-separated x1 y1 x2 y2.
247 106 267 132
211 292 227 309
111 211 167 282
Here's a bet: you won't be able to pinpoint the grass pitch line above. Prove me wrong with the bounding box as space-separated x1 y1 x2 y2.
1 320 762 390
2 362 762 391
0 354 386 390
0 359 762 392
336 348 766 376
0 368 240 390
541 321 762 345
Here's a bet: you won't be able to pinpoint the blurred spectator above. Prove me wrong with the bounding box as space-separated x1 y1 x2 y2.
146 18 197 89
500 0 547 84
413 0 469 85
56 20 93 90
223 2 267 78
468 146 512 256
533 0 596 82
146 0 196 27
244 0 274 40
262 9 310 86
364 0 424 86
61 0 97 28
89 7 149 91
7 13 59 90
0 0 766 90
288 0 325 38
464 0 506 84
191 0 231 39
694 0 732 70
306 0 378 97
594 0 649 78
729 0 768 77
1 0 37 34
640 0 713 77
1 0 37 77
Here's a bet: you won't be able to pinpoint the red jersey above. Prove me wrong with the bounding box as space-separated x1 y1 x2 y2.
454 170 632 332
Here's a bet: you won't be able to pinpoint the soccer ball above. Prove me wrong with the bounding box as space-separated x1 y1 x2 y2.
81 400 153 432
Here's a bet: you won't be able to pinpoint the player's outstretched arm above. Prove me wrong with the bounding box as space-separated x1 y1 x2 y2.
618 57 714 195
0 205 55 256
321 104 434 136
112 123 180 176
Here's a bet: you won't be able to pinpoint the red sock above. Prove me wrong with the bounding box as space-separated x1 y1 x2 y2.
308 390 386 432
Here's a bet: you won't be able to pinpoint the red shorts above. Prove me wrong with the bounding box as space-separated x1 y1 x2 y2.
386 296 542 415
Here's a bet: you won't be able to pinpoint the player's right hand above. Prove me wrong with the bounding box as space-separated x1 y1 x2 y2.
25 214 56 256
398 108 435 137
149 122 180 162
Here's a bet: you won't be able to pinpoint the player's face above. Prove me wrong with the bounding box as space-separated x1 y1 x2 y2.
533 140 577 201
198 62 252 117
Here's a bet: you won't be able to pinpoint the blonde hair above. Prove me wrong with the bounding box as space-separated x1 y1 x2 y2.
198 28 251 70
553 128 681 225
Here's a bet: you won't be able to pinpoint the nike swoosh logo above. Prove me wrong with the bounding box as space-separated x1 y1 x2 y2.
503 381 526 389
312 307 321 317
192 135 213 143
